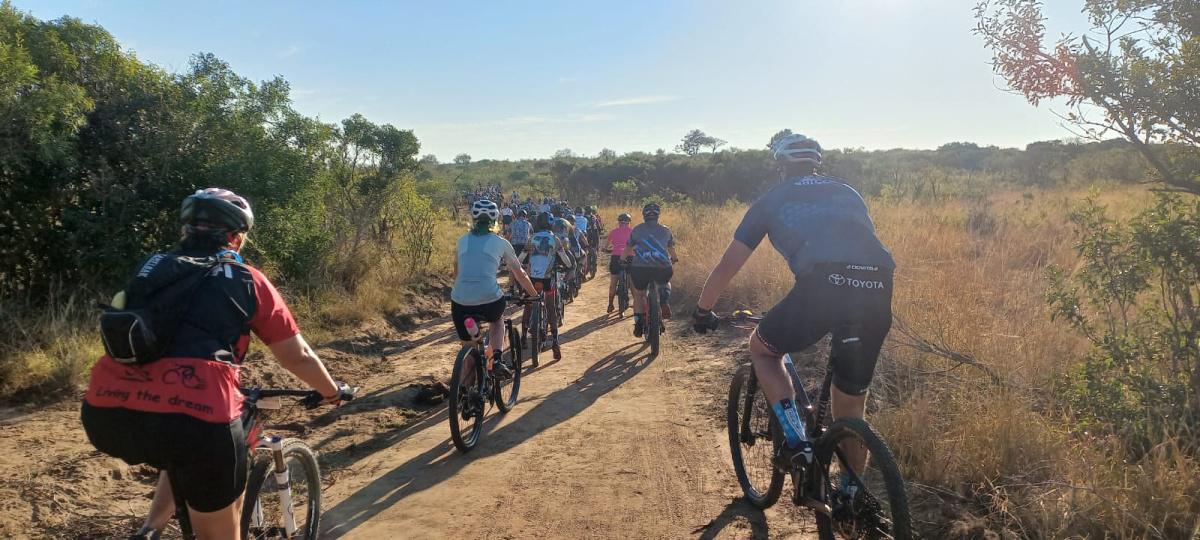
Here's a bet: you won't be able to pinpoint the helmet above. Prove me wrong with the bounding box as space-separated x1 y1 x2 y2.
588 205 597 214
181 188 254 232
535 212 553 231
471 199 500 221
502 214 513 225
618 212 632 223
772 133 823 165
517 209 528 218
575 206 583 214
642 202 661 221
552 217 569 234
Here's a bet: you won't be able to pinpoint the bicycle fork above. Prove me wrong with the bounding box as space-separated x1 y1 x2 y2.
268 436 299 537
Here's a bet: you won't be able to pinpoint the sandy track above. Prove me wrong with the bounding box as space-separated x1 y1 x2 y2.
318 278 815 539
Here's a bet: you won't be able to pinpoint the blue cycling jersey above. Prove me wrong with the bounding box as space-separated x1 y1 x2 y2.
733 175 894 277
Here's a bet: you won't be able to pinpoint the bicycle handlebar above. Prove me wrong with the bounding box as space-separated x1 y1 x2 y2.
503 293 545 304
242 383 358 409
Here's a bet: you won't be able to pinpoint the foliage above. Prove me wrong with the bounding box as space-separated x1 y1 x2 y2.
1048 194 1200 455
976 0 1200 193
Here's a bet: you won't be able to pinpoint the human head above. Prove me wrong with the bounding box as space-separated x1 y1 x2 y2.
642 202 661 222
772 133 823 178
534 212 553 232
617 212 632 226
470 199 500 235
179 188 254 252
517 209 528 219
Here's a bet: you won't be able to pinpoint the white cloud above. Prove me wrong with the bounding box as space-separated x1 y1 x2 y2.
593 95 679 108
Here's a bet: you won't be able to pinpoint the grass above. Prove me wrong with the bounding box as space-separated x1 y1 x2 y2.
600 185 1198 538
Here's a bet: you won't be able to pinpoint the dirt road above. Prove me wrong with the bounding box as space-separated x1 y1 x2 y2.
317 279 813 539
0 275 815 539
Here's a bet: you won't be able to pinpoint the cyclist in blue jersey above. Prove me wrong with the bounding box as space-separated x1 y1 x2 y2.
621 202 678 337
692 133 895 493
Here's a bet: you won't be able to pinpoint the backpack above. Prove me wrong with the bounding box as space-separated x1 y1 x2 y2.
98 252 237 365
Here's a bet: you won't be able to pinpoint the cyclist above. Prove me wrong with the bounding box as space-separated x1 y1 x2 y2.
524 212 573 361
510 209 532 262
621 202 677 337
692 133 895 492
551 212 578 287
565 210 590 282
573 206 589 237
80 188 347 540
604 212 634 313
452 200 539 366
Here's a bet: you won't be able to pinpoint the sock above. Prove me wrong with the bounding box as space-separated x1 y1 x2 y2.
771 399 807 449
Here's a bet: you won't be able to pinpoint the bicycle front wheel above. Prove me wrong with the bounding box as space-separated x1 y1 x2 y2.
727 364 784 508
527 304 541 365
814 417 911 540
495 324 522 412
449 346 486 452
241 439 321 539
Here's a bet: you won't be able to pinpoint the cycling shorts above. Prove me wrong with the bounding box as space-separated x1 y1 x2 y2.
609 256 625 275
450 298 506 340
629 266 673 291
755 262 893 396
80 402 248 512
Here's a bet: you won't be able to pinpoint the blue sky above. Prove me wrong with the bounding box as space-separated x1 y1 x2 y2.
25 0 1093 160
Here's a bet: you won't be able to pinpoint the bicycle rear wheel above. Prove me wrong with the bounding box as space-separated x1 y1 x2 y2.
617 271 629 315
814 417 911 540
647 282 661 357
526 303 541 366
241 439 321 539
495 323 522 412
449 346 486 452
727 364 784 508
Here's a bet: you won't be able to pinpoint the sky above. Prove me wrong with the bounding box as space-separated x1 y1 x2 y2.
25 0 1095 161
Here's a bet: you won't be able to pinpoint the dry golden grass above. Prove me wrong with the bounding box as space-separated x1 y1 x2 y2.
602 186 1197 538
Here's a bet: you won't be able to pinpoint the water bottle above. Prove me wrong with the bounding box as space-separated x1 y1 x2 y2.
464 318 480 340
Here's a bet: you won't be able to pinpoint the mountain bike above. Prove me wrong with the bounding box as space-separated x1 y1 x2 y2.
644 278 665 357
448 294 542 453
586 242 599 281
140 384 357 540
522 284 555 367
722 312 910 539
614 258 630 316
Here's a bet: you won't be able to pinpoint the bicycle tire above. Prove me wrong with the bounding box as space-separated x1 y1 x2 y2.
527 303 541 365
241 439 321 539
727 364 784 508
647 282 661 356
814 417 911 540
495 325 522 412
617 271 629 314
449 346 485 452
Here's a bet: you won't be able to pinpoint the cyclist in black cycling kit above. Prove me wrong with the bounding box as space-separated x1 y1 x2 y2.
692 133 895 490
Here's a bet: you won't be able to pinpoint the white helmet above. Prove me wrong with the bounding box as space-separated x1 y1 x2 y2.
471 199 500 221
772 133 823 165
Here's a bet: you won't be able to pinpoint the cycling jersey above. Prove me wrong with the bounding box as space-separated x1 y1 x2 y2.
84 260 298 424
510 218 532 246
574 215 589 234
527 231 570 279
607 225 632 256
628 222 675 268
452 233 520 306
734 175 894 277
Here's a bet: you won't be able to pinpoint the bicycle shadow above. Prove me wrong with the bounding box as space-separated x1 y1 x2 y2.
320 342 654 537
693 498 770 539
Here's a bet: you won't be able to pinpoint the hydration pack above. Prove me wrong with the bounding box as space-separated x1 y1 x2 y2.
98 252 239 365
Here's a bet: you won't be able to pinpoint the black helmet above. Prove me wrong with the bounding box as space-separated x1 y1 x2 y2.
502 214 514 225
517 209 528 218
535 212 553 231
181 188 254 232
575 206 583 214
642 202 661 221
618 212 632 223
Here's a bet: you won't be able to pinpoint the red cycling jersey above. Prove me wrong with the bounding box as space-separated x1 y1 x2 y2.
84 265 299 424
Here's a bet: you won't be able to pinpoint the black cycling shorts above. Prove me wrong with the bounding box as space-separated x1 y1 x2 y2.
608 256 625 275
629 266 673 291
450 298 507 340
80 402 248 513
755 262 893 396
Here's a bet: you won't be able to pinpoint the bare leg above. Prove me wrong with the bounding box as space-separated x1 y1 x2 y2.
140 471 175 533
186 494 243 540
632 287 648 315
831 387 869 475
748 331 795 406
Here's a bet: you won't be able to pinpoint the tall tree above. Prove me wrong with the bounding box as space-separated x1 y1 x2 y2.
976 0 1200 193
675 129 715 156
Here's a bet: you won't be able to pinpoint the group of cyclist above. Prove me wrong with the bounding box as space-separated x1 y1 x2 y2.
78 130 896 539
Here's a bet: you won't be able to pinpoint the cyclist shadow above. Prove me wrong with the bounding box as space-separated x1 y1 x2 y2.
694 498 770 539
554 312 629 347
321 342 653 537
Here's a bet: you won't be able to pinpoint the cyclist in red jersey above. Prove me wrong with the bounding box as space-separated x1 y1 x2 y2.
81 188 346 540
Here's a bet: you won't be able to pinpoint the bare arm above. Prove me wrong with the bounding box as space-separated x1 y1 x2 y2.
696 239 754 311
268 334 340 398
507 257 539 296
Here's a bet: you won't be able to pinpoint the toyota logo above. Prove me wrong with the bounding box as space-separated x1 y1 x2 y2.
828 274 846 286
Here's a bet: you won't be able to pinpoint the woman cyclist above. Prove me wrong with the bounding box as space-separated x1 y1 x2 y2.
452 200 539 366
81 188 348 540
523 212 573 361
604 212 634 313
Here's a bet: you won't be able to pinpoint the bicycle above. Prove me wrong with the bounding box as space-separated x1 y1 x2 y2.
586 242 599 281
613 257 630 317
644 277 665 358
144 384 357 540
522 285 555 367
721 312 911 539
448 294 542 453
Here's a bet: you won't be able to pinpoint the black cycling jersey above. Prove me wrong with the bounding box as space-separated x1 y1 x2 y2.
734 176 894 277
